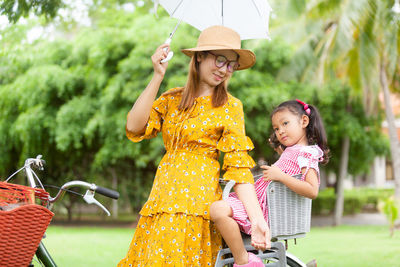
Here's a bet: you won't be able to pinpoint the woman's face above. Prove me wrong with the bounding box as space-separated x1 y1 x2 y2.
197 50 238 88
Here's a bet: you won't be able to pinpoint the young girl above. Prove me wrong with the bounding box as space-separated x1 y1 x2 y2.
210 99 329 267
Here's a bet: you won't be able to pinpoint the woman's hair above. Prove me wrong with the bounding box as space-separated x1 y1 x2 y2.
163 52 229 110
269 100 330 164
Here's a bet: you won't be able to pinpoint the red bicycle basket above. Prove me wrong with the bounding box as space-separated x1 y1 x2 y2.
0 182 54 267
0 181 50 207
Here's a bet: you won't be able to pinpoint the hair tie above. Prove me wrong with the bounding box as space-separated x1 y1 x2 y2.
296 99 311 115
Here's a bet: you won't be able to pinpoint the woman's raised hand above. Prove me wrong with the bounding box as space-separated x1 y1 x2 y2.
151 43 170 77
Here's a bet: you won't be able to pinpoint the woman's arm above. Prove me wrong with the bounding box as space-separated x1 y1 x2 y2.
126 43 170 134
219 98 270 249
261 165 319 199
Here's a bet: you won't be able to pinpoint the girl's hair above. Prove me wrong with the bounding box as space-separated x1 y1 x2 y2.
269 100 330 164
163 52 229 110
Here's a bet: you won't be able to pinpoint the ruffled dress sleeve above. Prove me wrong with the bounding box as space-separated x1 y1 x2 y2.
126 94 168 142
217 98 256 184
297 145 324 182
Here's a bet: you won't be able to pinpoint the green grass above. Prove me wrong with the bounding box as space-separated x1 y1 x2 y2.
36 226 134 267
37 225 399 267
287 225 400 267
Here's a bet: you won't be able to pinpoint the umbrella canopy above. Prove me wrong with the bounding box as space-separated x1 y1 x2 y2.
156 0 272 40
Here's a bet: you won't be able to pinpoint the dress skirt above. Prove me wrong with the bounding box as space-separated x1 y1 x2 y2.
117 212 222 266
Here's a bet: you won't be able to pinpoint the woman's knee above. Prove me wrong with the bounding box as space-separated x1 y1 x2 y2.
210 200 232 222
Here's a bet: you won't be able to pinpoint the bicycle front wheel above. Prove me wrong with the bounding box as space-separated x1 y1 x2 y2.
285 252 307 267
215 252 307 267
262 255 306 267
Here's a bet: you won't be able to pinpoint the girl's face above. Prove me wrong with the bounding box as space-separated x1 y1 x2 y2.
197 50 237 88
271 109 309 147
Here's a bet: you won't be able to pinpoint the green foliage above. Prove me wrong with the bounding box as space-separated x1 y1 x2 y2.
312 188 336 215
317 83 389 175
378 196 399 237
0 0 63 23
0 0 154 24
55 96 97 151
313 187 394 215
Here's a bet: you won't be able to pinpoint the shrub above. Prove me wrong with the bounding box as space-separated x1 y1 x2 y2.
312 187 394 215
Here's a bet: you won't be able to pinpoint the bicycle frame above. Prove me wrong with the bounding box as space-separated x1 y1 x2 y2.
35 242 57 267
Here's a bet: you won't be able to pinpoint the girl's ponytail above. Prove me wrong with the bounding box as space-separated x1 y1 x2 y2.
306 105 330 164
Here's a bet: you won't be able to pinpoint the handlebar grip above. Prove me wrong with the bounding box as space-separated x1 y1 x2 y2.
95 186 119 199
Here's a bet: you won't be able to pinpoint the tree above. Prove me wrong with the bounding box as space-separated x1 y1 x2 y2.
0 0 154 24
229 39 387 182
271 0 398 224
1 0 63 23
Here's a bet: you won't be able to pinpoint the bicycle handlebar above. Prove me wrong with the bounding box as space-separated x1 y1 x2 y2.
48 181 119 203
47 180 119 216
95 186 119 200
6 155 120 216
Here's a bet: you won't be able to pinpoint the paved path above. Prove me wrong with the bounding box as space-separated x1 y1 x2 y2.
51 213 389 228
311 212 388 227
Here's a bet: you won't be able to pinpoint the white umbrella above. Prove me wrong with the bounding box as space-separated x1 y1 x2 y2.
156 0 272 40
155 0 273 62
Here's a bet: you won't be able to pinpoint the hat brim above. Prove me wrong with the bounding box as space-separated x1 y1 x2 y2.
181 46 256 70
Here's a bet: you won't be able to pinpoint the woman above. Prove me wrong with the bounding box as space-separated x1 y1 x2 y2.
118 25 269 266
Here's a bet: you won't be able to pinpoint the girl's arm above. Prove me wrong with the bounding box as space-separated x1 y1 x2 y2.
233 183 271 249
261 165 319 199
126 43 170 134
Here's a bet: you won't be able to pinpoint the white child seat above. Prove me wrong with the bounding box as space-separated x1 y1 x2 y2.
215 174 312 267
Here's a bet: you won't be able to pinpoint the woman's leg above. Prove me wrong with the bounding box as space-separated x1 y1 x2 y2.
210 200 249 265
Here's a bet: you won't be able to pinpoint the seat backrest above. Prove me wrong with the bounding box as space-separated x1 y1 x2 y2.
266 174 312 241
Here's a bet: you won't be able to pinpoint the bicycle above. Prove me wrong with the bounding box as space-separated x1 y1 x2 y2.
0 155 119 267
215 174 317 267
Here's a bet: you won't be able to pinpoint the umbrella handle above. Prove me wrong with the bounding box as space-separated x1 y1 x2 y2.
161 37 174 63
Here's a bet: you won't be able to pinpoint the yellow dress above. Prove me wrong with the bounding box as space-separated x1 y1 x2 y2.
118 88 255 267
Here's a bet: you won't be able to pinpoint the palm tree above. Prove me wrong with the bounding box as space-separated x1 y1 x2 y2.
271 0 400 224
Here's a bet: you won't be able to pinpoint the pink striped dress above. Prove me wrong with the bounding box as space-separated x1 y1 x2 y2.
226 144 323 234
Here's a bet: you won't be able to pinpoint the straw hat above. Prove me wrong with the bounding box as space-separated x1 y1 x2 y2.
181 25 256 70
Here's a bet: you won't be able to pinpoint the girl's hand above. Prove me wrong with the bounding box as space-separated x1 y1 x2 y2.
151 43 170 77
260 165 284 182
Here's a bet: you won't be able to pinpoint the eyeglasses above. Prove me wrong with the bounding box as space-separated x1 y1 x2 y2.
207 51 239 73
